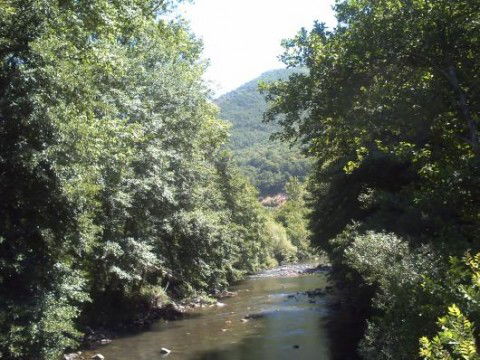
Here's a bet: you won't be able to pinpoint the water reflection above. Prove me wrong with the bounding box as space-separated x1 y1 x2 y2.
92 271 331 360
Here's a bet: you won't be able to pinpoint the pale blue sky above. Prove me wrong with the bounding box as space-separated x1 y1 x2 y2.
177 0 337 95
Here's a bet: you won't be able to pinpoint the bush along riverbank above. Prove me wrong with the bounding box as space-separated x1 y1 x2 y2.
262 1 480 358
0 2 314 359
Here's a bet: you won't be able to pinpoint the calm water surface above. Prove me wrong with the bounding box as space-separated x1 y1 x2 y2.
91 265 331 360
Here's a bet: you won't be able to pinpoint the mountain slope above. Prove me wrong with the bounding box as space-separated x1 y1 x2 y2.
216 69 310 196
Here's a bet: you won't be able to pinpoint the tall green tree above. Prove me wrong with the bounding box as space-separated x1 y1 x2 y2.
263 0 480 358
0 1 292 359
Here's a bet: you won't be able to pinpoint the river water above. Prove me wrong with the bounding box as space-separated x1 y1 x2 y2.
89 263 331 360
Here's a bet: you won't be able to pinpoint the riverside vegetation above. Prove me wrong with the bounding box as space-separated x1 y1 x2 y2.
2 0 480 360
262 0 480 359
0 1 310 359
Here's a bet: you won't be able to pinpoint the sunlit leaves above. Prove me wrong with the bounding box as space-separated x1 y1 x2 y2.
1 0 267 358
420 304 479 359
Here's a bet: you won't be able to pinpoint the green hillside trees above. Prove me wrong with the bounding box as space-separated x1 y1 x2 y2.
216 69 311 196
0 1 304 359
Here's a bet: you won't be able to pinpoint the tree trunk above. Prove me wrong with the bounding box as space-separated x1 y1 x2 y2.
444 65 480 156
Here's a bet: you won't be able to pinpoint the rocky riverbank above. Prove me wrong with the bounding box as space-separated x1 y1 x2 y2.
249 261 330 279
65 261 332 360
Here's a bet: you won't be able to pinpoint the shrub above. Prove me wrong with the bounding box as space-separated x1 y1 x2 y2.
340 230 440 359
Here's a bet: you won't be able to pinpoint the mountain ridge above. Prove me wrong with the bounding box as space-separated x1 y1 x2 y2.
215 68 310 196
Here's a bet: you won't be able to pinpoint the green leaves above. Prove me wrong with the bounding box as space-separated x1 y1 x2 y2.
262 0 480 358
420 304 479 359
0 0 289 358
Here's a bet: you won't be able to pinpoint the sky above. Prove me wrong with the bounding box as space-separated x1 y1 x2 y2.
176 0 337 96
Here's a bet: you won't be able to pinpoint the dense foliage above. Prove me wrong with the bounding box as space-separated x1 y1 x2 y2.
273 178 311 259
263 0 480 358
0 1 310 359
215 69 311 196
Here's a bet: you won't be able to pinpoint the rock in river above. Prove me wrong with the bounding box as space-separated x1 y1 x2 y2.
64 353 81 360
160 347 171 355
91 354 105 360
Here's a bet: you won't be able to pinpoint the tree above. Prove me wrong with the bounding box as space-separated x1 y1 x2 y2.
274 178 312 258
1 1 291 358
263 0 480 358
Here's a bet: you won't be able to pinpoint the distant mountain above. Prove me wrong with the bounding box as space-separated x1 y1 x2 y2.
215 68 310 196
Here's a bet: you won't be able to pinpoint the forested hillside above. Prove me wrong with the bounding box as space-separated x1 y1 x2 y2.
0 2 310 359
216 69 310 196
264 1 480 359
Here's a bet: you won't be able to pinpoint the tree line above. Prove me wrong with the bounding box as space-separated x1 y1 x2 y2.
263 0 480 358
0 1 310 359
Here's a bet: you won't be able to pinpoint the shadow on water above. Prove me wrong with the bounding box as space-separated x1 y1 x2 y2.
192 307 331 360
324 302 364 360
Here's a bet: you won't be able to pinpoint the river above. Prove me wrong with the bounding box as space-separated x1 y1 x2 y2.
87 263 332 360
